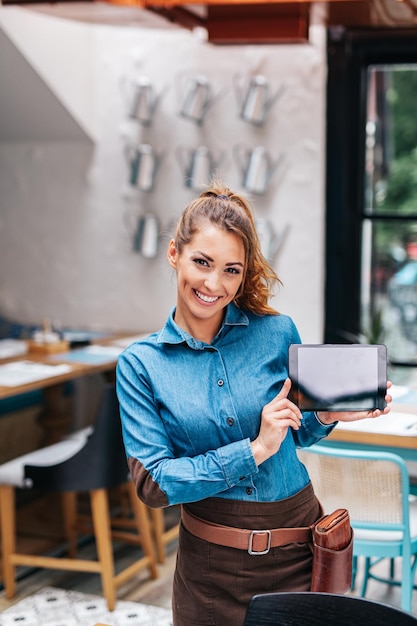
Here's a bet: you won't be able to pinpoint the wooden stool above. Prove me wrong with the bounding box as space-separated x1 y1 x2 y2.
0 384 158 611
149 506 180 563
111 487 179 564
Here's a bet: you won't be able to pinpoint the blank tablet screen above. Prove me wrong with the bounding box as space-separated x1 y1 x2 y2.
288 344 387 411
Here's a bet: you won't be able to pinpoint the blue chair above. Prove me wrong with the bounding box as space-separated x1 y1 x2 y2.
406 460 417 496
297 444 417 612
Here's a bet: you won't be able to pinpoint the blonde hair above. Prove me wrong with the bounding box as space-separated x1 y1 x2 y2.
173 180 281 315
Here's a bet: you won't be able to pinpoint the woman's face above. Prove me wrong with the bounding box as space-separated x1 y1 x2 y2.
168 223 245 337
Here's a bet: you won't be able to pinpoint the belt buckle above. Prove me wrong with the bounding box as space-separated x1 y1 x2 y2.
248 529 271 555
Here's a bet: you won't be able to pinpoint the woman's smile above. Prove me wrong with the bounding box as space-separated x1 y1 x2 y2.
193 289 221 304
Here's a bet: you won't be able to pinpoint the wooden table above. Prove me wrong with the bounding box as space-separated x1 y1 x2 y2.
0 334 146 444
324 403 417 462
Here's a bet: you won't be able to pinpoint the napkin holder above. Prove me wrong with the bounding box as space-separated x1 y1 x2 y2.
28 329 69 354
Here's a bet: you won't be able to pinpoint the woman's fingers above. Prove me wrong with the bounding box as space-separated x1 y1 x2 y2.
276 377 292 400
252 379 303 464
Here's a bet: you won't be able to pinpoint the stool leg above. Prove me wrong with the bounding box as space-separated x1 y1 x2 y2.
117 483 131 518
127 481 158 579
90 489 116 611
149 507 165 564
62 492 77 558
0 485 16 598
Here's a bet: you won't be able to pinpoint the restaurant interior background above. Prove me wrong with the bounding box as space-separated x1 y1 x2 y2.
1 2 417 618
1 1 417 449
0 4 328 342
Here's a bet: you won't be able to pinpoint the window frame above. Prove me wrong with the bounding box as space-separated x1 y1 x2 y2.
325 27 417 349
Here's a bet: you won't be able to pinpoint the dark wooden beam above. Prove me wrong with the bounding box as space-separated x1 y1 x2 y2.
146 5 206 30
206 3 310 43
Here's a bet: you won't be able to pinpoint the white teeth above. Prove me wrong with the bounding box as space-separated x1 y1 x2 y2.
195 290 219 303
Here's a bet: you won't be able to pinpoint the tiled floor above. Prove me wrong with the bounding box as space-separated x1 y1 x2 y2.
350 556 417 613
0 586 173 626
0 494 416 618
2 548 417 619
0 492 178 613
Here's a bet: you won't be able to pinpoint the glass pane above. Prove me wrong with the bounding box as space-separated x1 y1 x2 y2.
362 63 417 380
361 219 417 375
365 65 417 216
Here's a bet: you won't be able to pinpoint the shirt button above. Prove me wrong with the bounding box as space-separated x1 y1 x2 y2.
227 417 234 426
246 487 252 495
217 379 224 387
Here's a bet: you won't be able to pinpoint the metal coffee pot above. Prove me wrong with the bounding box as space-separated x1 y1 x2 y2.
177 74 225 125
255 218 289 262
125 211 160 259
176 145 224 191
125 144 163 192
125 76 166 126
133 213 160 259
233 74 284 126
233 145 283 195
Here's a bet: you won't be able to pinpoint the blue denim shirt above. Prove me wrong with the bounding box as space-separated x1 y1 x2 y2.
116 303 335 506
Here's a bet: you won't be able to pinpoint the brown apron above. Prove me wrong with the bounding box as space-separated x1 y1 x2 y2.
172 482 322 626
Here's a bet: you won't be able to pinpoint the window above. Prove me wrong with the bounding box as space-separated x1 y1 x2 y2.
363 65 417 363
325 28 417 383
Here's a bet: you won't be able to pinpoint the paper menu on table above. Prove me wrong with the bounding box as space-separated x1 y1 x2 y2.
389 384 417 407
49 345 124 365
84 345 124 357
110 334 152 349
390 384 410 399
335 411 417 436
0 360 73 387
0 339 28 359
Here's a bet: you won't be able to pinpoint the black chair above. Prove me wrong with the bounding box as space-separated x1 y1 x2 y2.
0 383 158 610
243 592 417 625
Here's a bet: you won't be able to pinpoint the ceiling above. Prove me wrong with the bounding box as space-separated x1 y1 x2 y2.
2 0 417 43
0 0 416 140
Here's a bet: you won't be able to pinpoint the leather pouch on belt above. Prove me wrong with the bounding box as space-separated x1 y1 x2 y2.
310 508 353 594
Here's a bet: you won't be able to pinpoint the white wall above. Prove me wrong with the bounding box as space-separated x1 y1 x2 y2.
0 7 327 342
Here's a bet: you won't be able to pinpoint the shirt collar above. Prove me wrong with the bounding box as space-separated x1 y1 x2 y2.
157 303 249 349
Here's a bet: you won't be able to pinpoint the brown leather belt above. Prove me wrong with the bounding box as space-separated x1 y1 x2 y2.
181 506 313 556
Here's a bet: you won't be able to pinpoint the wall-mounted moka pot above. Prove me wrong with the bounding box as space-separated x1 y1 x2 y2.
255 218 289 262
176 145 224 191
233 74 285 126
125 144 163 192
233 144 284 195
177 74 226 125
125 210 161 259
133 213 160 259
121 75 167 126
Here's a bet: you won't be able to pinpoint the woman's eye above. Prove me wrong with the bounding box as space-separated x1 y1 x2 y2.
193 258 209 267
226 267 240 275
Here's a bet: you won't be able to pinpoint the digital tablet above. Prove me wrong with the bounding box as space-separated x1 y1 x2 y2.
288 344 387 411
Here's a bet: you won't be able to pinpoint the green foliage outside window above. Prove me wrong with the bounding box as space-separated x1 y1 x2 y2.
377 70 417 218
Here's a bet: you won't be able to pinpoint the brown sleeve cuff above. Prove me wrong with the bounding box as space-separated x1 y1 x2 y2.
128 457 169 508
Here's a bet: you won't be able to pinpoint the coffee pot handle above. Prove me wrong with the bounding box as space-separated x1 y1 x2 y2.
175 146 192 172
265 83 286 114
205 84 228 115
124 145 137 164
232 73 249 111
232 144 250 175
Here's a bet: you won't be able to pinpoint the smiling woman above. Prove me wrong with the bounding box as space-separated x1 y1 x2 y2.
116 180 392 626
166 224 245 344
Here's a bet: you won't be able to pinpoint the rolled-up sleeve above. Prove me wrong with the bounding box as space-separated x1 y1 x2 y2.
116 352 258 507
293 410 336 447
